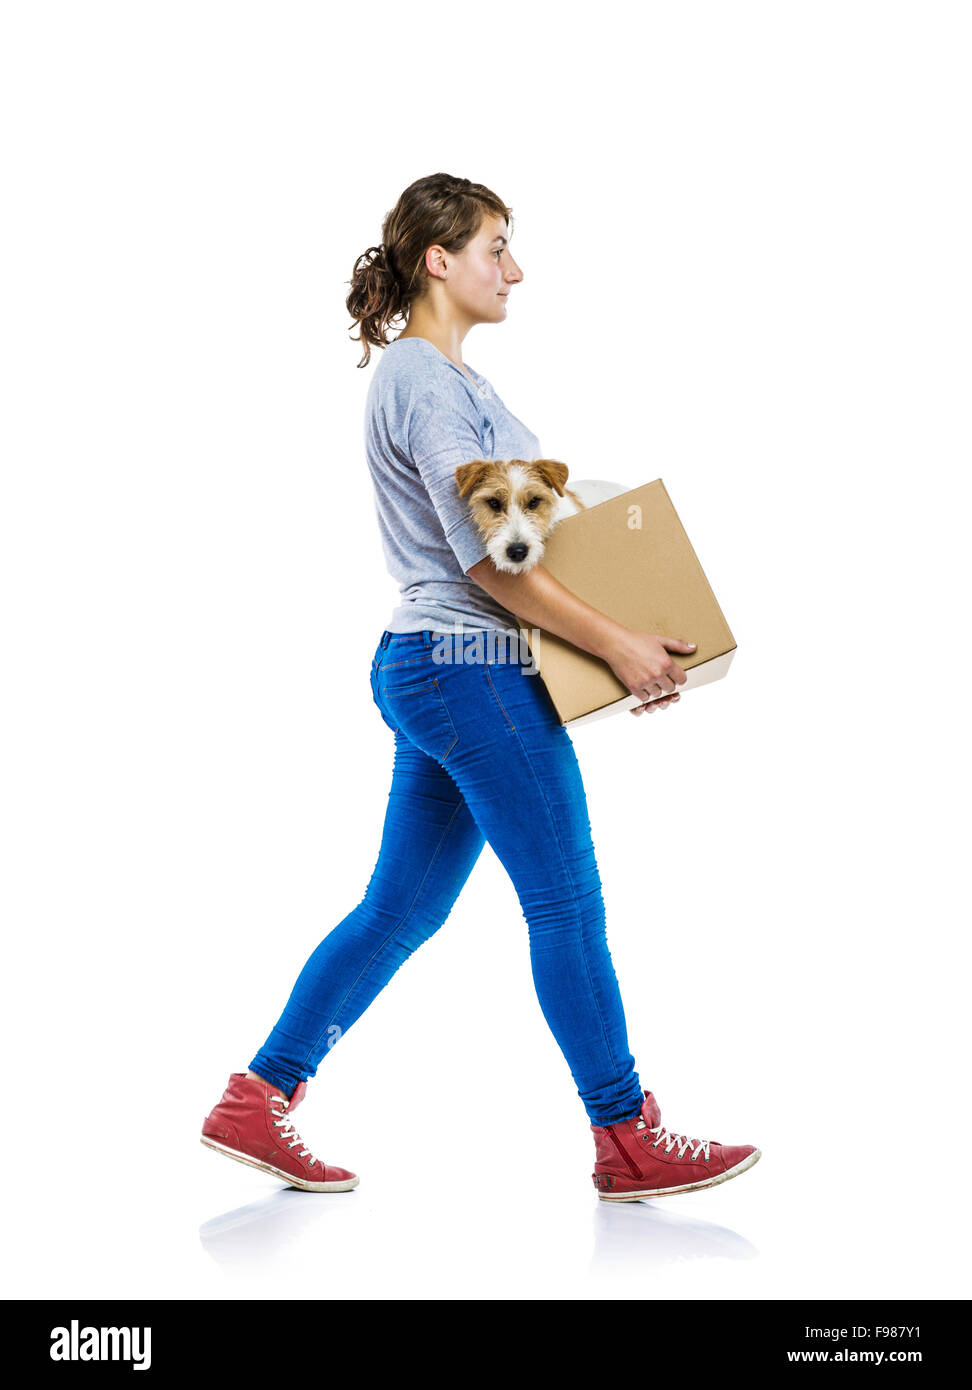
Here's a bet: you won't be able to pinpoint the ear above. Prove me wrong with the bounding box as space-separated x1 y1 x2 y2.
454 460 493 497
530 458 570 497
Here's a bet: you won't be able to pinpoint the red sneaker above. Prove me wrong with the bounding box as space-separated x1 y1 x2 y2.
591 1089 760 1201
200 1073 358 1192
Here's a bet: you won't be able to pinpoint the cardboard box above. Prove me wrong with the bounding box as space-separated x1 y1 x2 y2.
511 478 737 728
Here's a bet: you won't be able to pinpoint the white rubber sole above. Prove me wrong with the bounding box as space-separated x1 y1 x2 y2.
200 1136 359 1192
596 1147 761 1201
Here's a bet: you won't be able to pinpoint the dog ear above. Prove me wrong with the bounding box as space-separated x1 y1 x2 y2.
530 458 570 497
454 460 493 497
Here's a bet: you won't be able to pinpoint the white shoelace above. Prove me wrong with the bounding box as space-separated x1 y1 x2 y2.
635 1117 711 1162
270 1095 319 1167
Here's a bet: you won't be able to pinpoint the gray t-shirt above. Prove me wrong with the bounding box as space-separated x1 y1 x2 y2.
364 335 543 633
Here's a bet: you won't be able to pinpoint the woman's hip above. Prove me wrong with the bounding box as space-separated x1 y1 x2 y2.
373 629 560 742
371 629 600 904
372 627 583 803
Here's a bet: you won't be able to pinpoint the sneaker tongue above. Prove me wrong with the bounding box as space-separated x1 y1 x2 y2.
642 1090 662 1128
287 1081 308 1114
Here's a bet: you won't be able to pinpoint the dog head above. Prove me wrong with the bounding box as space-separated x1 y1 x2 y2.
455 458 576 573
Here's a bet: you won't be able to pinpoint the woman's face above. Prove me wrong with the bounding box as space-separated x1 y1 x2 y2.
437 214 523 324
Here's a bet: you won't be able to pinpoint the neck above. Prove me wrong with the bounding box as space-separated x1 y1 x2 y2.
398 304 473 371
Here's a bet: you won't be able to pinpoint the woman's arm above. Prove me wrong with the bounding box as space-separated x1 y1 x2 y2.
466 557 696 704
467 557 627 661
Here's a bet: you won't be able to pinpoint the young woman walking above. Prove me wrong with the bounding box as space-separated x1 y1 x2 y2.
200 173 760 1202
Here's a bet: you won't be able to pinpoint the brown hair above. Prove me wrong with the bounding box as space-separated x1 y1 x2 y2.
345 172 513 368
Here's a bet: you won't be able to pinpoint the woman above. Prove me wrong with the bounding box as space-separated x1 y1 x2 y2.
200 173 760 1201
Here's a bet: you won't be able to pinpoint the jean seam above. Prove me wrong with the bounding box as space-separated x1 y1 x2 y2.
482 661 516 732
504 721 618 1092
379 682 437 698
431 679 459 762
381 653 433 670
294 796 468 1073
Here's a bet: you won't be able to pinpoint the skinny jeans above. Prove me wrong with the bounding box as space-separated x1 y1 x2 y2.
248 628 644 1126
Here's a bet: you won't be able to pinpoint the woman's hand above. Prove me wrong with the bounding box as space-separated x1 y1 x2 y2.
465 562 697 720
630 690 680 716
601 629 697 717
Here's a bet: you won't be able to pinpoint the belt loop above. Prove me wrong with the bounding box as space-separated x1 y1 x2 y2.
423 629 433 645
381 630 391 648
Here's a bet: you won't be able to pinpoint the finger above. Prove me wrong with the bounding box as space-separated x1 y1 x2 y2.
660 673 678 694
651 693 680 712
643 674 677 697
661 664 688 689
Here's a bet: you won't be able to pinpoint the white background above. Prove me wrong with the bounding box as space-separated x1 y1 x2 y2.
2 1 969 1301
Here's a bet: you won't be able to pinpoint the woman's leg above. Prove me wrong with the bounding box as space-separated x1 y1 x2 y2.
382 630 645 1127
247 725 486 1097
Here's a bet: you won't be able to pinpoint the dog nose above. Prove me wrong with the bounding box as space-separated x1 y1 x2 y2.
506 543 529 562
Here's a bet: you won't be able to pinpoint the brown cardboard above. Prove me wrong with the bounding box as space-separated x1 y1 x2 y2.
511 479 737 728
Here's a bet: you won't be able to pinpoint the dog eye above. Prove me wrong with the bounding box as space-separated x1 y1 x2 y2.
487 498 503 511
526 496 542 509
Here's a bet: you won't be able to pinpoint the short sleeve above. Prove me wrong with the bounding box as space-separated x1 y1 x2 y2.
406 383 492 574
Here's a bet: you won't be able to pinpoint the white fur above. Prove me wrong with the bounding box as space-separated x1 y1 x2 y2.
547 479 631 531
565 478 631 508
485 463 546 573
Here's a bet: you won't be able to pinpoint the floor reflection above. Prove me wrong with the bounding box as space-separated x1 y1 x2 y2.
591 1199 759 1271
199 1186 757 1283
200 1189 353 1274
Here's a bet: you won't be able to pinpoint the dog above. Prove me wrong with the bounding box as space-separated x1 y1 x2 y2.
454 458 628 573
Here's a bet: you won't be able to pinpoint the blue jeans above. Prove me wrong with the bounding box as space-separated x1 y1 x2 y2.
248 628 644 1126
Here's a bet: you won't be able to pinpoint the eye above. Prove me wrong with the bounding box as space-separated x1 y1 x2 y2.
526 496 542 510
487 497 503 511
493 249 503 259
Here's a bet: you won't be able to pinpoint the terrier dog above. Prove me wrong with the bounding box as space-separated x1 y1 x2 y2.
455 458 627 573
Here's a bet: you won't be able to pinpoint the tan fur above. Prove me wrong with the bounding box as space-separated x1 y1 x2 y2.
454 458 587 574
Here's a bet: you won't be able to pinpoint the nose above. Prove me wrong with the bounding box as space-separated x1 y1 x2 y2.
506 542 528 562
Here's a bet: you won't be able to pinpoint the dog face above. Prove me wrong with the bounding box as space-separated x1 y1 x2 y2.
455 458 579 573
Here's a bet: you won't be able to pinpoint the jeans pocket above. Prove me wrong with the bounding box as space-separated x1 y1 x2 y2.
379 677 459 763
378 648 438 697
370 661 398 734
